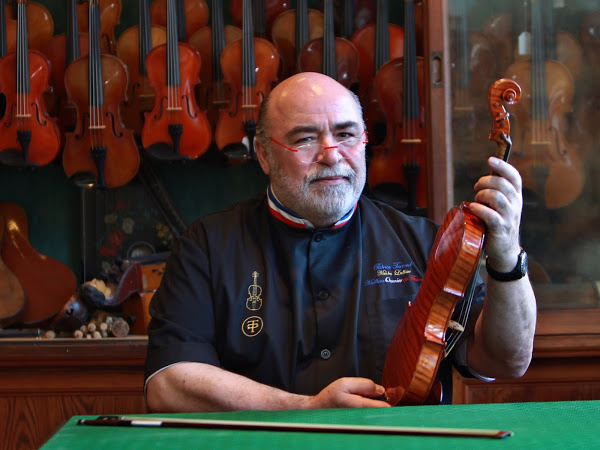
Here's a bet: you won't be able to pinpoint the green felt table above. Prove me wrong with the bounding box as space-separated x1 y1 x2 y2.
42 400 599 449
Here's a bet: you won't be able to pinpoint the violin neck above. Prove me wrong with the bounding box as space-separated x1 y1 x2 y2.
322 0 336 79
66 0 81 66
374 0 390 73
166 0 181 87
252 0 267 38
0 0 7 57
403 0 419 120
138 0 152 75
16 0 29 94
211 0 226 83
88 0 104 106
295 0 309 58
531 0 549 121
242 0 256 88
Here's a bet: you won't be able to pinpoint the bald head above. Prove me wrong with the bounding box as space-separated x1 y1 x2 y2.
256 73 363 147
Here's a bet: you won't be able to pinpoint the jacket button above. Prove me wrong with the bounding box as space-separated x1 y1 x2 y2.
314 232 323 242
320 349 331 360
317 290 329 300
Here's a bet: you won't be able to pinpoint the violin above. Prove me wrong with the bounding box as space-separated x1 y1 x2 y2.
44 0 89 141
141 0 211 161
350 0 404 145
367 0 426 212
271 0 324 80
0 0 60 168
297 0 359 90
0 213 25 327
334 0 376 39
62 0 140 189
77 0 121 54
116 0 166 135
0 202 77 328
504 0 584 209
150 0 208 42
188 0 242 133
4 0 53 52
229 0 290 39
215 0 279 161
382 78 521 406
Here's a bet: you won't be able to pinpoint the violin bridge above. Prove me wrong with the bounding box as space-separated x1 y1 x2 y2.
448 320 465 333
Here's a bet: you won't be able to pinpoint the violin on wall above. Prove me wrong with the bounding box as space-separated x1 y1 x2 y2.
0 0 60 168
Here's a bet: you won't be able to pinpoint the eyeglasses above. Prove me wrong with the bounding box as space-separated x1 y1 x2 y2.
269 131 368 163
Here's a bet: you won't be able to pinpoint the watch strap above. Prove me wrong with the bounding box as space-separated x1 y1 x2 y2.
486 248 528 282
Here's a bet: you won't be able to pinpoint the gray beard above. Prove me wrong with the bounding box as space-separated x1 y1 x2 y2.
268 156 366 227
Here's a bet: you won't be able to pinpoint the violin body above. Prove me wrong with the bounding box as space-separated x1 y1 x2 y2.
188 24 242 131
229 0 290 37
77 0 121 54
116 24 167 134
271 8 324 79
216 37 279 153
62 53 140 188
505 59 584 209
297 37 359 89
141 42 212 160
368 56 427 209
4 1 53 52
150 0 208 41
351 20 404 144
0 202 77 328
0 214 25 328
383 203 485 405
0 49 60 167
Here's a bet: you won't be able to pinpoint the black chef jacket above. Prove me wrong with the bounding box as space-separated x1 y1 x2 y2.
145 191 485 403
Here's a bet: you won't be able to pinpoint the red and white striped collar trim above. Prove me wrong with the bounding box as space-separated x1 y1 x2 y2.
267 186 357 229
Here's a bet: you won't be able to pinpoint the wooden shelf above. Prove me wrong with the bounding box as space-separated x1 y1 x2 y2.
0 337 148 449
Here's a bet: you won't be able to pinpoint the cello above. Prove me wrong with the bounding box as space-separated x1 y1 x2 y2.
116 0 166 135
297 0 359 90
215 0 279 161
382 78 522 406
141 0 211 161
0 0 60 168
62 0 140 189
367 0 426 212
0 202 77 328
0 213 25 327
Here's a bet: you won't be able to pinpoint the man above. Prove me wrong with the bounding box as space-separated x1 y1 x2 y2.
145 72 536 412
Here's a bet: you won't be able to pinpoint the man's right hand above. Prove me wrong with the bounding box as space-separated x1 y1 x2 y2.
306 377 391 409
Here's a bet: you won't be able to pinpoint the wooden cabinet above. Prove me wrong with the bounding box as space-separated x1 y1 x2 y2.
453 306 600 404
0 338 147 450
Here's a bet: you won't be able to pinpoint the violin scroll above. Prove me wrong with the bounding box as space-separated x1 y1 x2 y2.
488 78 521 162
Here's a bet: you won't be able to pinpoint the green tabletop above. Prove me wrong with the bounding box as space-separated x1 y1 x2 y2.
42 401 600 449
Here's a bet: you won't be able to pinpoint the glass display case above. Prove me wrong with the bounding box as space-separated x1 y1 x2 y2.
448 0 600 308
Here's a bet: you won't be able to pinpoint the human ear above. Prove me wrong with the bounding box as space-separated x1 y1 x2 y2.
254 139 271 175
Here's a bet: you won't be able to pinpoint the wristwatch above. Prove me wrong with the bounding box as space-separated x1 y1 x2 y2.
485 248 528 282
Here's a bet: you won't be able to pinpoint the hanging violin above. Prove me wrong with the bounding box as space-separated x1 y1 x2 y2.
271 0 324 80
141 0 211 161
0 0 60 168
215 0 279 161
77 0 121 54
350 0 404 145
504 0 584 209
297 0 359 89
382 78 521 406
44 0 89 142
150 0 208 42
188 0 242 133
116 0 166 135
367 0 426 212
62 0 140 189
